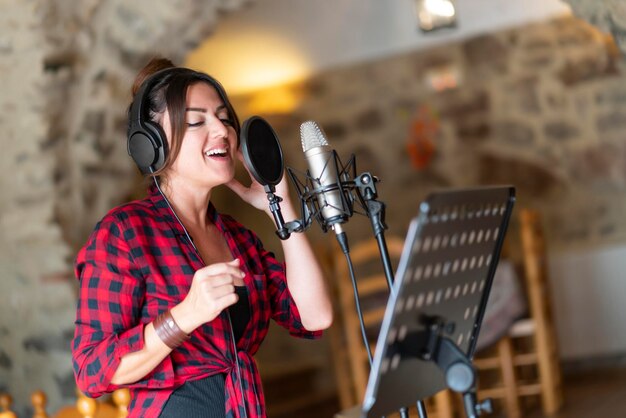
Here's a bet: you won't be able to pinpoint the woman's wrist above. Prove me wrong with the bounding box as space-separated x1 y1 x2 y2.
169 302 198 335
153 310 189 349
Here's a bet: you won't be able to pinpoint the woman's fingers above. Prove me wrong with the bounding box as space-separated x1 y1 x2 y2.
195 259 244 280
213 289 239 311
191 259 244 304
177 259 247 331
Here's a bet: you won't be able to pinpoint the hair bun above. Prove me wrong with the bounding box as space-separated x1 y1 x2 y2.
131 57 176 96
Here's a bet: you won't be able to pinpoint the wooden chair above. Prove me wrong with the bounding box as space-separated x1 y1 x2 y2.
472 208 563 417
331 236 454 418
30 388 130 418
0 393 17 418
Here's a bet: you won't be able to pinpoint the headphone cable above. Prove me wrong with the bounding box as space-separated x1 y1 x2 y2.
152 174 250 418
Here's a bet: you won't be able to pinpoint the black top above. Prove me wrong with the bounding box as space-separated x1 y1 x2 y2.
230 286 250 342
159 286 250 418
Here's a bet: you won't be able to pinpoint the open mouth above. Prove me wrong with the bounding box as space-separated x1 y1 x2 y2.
204 148 229 159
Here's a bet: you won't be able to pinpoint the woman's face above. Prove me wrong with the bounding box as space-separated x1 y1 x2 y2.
162 82 238 190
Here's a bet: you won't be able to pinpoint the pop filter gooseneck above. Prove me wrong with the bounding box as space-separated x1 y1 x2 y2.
240 116 304 239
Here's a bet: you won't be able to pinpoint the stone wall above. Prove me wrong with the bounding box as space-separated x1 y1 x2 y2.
0 0 250 414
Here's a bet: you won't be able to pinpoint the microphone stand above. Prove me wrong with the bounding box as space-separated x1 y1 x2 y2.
354 172 428 418
286 159 429 418
355 173 394 291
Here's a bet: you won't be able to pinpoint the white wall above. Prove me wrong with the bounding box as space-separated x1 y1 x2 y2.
549 245 626 359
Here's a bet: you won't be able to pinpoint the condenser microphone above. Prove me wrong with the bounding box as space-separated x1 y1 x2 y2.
300 121 351 234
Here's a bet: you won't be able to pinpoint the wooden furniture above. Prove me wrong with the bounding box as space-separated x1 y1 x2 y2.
28 388 130 418
472 208 563 417
0 393 17 418
331 236 454 418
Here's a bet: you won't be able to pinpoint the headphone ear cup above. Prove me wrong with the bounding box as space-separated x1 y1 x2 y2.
144 120 167 172
128 121 167 174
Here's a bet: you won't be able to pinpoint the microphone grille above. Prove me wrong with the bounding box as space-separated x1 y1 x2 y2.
300 121 329 152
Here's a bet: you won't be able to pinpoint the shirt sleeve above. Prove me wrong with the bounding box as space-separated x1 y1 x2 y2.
251 232 323 340
71 213 174 397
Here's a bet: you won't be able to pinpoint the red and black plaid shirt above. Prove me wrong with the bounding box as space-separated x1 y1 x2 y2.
72 187 321 417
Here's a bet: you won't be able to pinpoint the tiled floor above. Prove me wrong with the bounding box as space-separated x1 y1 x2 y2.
523 366 626 418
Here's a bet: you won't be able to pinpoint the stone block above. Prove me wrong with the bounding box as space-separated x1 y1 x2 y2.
354 108 383 131
437 90 490 119
596 111 626 134
463 34 509 68
544 120 580 141
557 48 618 86
477 152 563 197
455 118 490 143
499 76 542 114
492 120 536 146
570 143 625 186
0 349 12 370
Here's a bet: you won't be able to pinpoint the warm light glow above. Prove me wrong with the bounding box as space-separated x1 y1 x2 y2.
424 64 461 91
186 30 312 96
424 0 456 18
246 85 301 115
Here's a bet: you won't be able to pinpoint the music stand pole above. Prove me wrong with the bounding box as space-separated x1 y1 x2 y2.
356 173 428 418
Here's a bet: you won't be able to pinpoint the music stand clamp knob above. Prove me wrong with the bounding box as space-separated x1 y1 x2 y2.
462 392 493 418
477 398 493 415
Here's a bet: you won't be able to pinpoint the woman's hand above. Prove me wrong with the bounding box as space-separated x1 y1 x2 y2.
226 151 293 214
110 259 245 386
171 259 245 334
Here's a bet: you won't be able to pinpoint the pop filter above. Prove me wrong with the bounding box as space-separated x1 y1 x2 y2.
240 116 284 189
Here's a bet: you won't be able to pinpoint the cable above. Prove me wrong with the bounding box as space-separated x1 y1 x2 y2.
152 175 249 418
338 232 373 366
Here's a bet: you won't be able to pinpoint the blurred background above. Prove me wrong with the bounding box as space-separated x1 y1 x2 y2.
1 0 626 417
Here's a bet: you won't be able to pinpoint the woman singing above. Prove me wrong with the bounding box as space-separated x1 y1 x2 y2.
72 57 333 418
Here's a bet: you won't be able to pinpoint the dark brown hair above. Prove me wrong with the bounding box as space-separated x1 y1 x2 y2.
129 57 241 176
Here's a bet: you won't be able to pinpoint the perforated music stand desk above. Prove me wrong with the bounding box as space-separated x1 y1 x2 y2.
355 186 515 418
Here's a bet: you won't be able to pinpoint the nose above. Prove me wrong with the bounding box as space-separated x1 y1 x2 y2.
210 117 229 140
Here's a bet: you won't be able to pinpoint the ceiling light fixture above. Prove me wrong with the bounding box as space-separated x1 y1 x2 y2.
415 0 457 32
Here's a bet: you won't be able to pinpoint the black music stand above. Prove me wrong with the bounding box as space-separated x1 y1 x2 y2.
360 186 515 418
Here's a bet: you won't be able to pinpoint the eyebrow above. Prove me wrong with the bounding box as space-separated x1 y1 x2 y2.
185 105 227 113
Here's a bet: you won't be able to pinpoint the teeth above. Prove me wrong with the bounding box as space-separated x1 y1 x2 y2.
204 148 228 157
